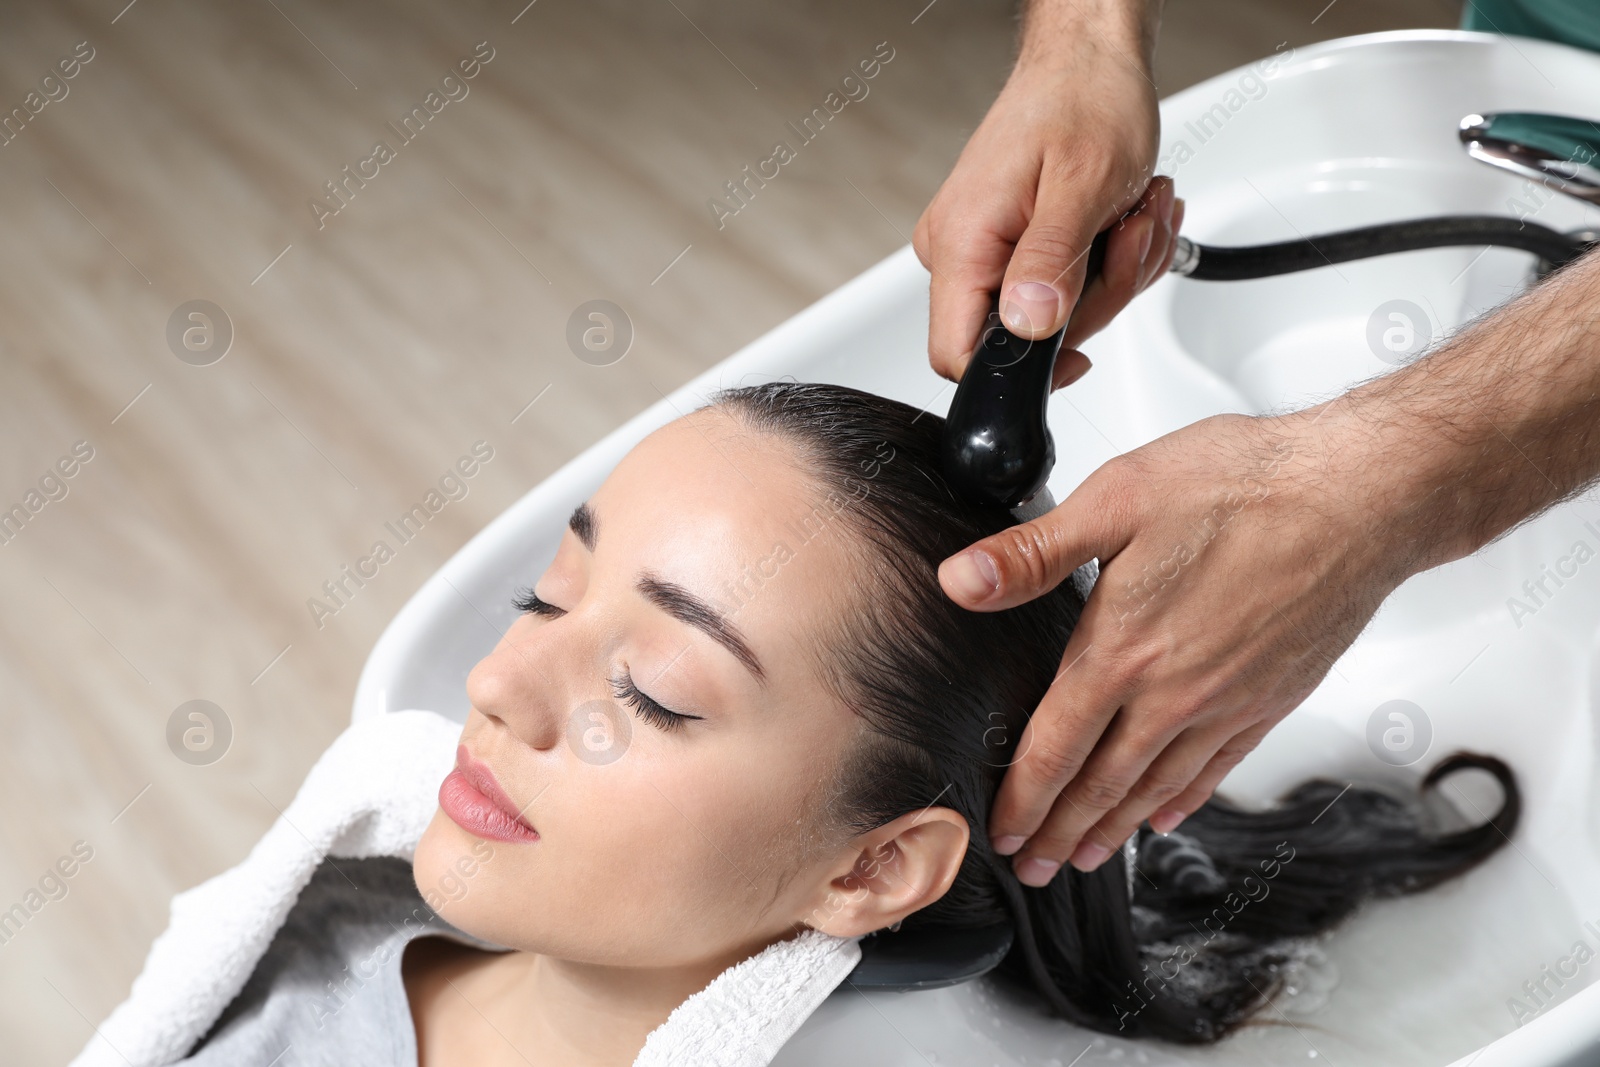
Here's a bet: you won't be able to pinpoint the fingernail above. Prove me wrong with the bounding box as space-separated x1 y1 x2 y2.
992 834 1026 856
1069 841 1111 872
999 282 1060 335
1159 180 1176 220
1015 856 1062 887
1171 197 1187 234
1136 218 1154 266
1149 809 1186 835
942 549 999 603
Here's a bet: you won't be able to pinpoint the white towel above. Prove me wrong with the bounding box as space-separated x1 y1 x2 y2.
69 709 862 1067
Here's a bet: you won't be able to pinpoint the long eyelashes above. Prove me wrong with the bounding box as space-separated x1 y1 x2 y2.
611 672 700 732
512 588 565 617
512 588 700 733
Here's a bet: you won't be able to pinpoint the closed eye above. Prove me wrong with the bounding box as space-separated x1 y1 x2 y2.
612 671 703 732
513 588 565 617
514 589 701 732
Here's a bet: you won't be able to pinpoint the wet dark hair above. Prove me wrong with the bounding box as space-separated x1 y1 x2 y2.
710 380 1518 1043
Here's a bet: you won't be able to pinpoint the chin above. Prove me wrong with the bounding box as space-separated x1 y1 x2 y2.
410 810 567 955
411 811 501 919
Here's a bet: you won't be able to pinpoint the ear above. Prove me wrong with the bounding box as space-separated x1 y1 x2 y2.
800 807 969 938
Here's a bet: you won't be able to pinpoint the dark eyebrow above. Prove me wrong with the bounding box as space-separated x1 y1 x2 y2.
637 573 766 683
568 503 597 551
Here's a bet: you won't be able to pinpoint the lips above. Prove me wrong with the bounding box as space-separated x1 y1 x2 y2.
438 743 540 844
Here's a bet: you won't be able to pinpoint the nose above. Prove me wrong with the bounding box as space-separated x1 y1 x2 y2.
465 617 569 751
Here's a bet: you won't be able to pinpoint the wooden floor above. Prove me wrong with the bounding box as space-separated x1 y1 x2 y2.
0 0 1460 1060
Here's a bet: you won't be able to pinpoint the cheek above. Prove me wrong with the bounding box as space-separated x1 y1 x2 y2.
632 757 803 908
423 745 820 967
611 740 836 947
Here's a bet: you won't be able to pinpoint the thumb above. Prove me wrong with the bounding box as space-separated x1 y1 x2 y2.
939 488 1124 611
997 178 1115 340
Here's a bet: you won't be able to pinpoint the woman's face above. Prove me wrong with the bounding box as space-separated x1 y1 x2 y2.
412 408 877 970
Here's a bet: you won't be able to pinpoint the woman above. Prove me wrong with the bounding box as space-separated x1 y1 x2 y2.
179 381 1517 1065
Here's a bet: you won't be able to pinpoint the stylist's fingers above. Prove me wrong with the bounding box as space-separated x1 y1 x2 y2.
937 464 1132 612
1003 685 1192 884
1145 716 1281 834
1158 195 1186 281
996 170 1113 340
1061 176 1179 353
1138 179 1181 290
1068 722 1243 871
1050 348 1093 391
917 211 1013 383
986 621 1128 874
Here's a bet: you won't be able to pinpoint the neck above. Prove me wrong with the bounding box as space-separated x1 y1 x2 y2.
533 956 723 1063
482 936 774 1066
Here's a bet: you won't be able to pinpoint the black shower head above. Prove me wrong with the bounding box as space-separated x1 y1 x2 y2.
939 319 1066 511
939 231 1107 511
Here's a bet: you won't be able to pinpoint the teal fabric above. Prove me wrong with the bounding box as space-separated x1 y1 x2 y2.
1462 0 1600 52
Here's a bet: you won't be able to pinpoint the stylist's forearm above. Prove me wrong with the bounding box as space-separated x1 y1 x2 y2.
1008 0 1170 349
1014 0 1162 75
1317 250 1600 578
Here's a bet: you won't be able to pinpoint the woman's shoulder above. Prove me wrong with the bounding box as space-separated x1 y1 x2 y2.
179 855 442 1064
69 711 468 1067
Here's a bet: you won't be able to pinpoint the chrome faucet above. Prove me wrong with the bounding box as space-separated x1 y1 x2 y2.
1460 111 1600 206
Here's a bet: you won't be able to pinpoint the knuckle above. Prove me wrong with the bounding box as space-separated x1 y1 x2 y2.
1166 697 1213 729
1211 734 1258 769
1088 458 1147 527
1093 640 1161 694
990 520 1065 592
1070 771 1129 812
1011 220 1091 274
1041 148 1117 195
1136 174 1172 210
1025 737 1084 789
1130 765 1191 804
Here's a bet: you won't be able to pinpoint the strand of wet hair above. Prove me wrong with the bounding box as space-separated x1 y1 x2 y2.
982 849 1100 1028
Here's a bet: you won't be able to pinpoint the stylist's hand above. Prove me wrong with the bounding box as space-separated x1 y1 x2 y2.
939 408 1415 886
913 0 1179 388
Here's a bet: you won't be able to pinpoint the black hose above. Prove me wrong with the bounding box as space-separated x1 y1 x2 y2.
1187 215 1593 280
